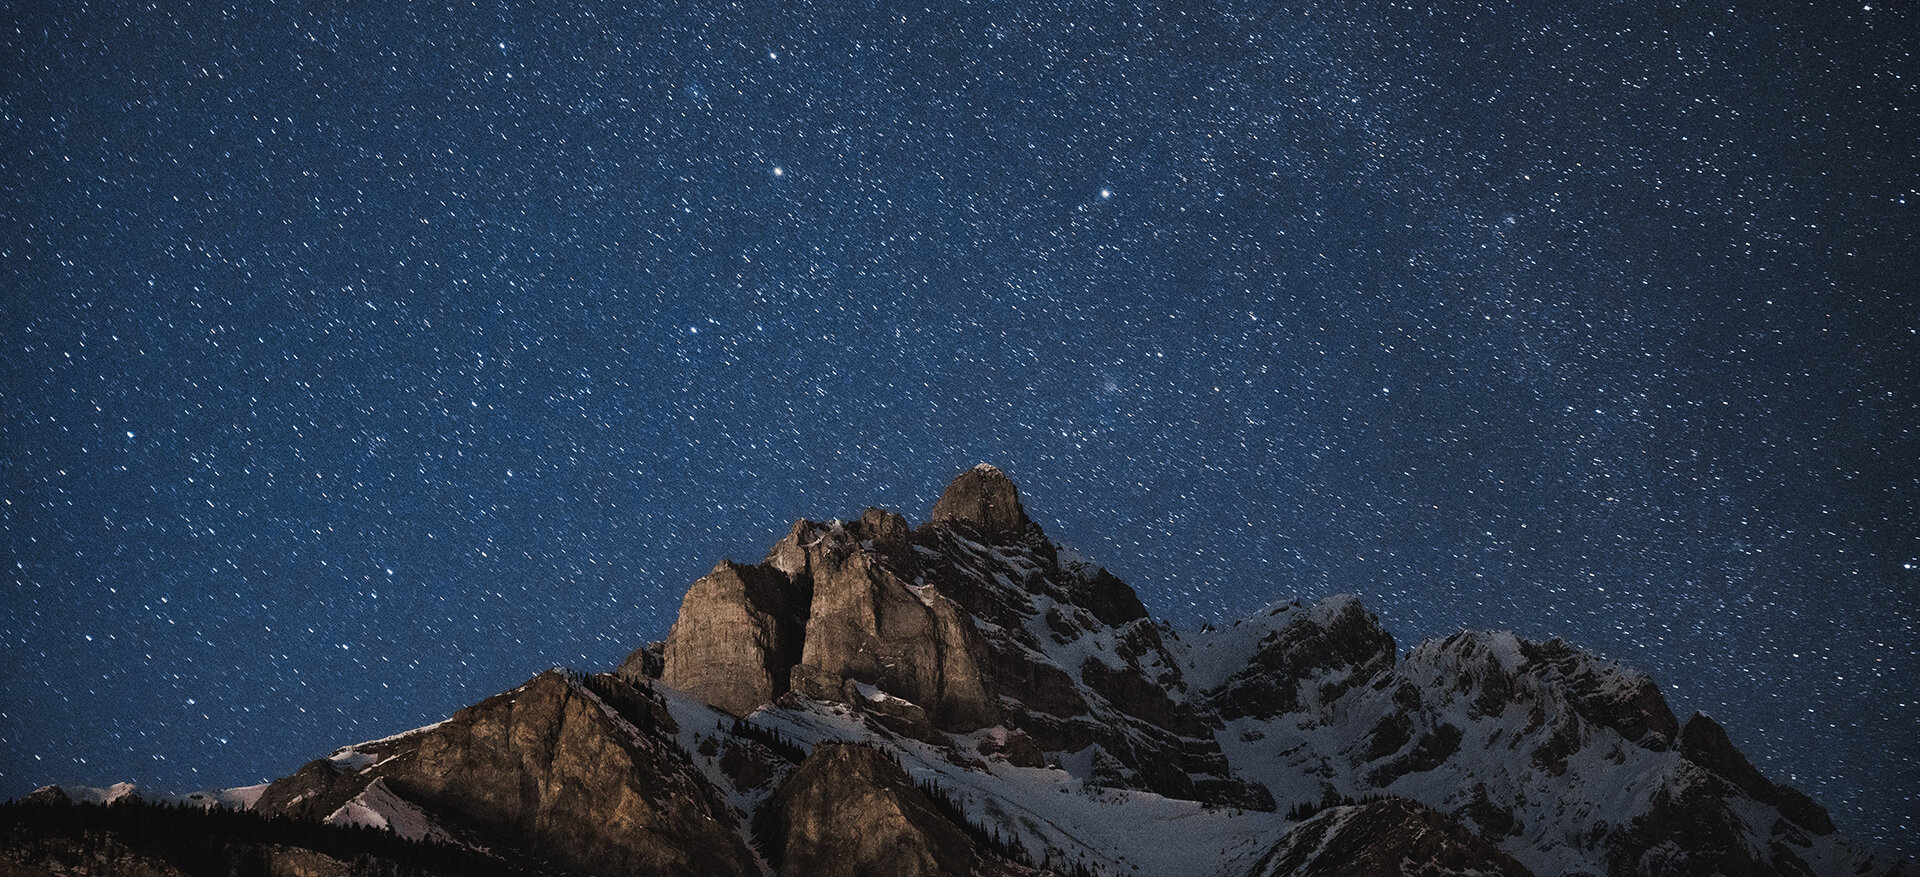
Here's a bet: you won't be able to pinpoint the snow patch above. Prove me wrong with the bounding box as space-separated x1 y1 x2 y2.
325 778 456 844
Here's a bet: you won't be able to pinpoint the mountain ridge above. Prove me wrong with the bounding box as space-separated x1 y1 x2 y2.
8 465 1907 877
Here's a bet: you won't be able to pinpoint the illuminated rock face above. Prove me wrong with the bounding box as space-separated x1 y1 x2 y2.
254 670 757 877
662 559 809 717
769 743 992 877
928 462 1031 540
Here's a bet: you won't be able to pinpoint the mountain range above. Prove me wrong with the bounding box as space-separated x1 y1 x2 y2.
6 465 1907 876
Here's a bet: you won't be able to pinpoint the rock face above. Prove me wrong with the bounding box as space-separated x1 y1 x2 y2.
781 511 1000 732
1193 595 1398 721
928 463 1031 539
1250 797 1533 877
1200 607 1891 877
769 743 987 877
1679 711 1835 835
61 464 1903 877
390 673 753 876
255 670 758 877
654 464 1270 809
662 560 809 716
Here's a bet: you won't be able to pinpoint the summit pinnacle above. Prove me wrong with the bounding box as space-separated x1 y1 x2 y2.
930 463 1030 539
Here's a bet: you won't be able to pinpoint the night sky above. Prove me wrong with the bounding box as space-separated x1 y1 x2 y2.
4 0 1915 854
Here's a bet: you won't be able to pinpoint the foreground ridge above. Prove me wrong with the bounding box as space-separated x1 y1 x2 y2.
10 466 1907 877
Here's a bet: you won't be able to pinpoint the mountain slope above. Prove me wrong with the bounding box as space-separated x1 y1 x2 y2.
13 466 1907 877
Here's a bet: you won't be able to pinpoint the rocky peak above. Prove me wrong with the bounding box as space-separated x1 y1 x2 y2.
929 463 1032 541
661 559 810 717
253 669 756 876
1681 711 1836 834
1187 594 1397 721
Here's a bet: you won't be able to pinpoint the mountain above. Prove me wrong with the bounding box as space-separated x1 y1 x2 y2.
6 465 1907 876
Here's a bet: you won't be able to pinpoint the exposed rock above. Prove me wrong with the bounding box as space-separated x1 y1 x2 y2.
1516 637 1678 746
1204 594 1397 721
1069 567 1148 627
790 522 999 731
858 506 915 570
662 559 809 717
614 640 664 682
258 670 756 877
765 518 815 579
385 671 755 877
1251 797 1533 877
977 728 1047 768
1681 711 1835 835
265 846 355 877
929 463 1031 540
1618 762 1778 877
20 785 74 806
254 757 346 820
1367 723 1464 787
769 743 982 877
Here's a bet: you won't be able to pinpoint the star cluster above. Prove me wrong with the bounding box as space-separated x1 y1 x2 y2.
4 0 1915 853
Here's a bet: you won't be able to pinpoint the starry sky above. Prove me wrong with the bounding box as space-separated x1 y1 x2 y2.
4 0 1915 854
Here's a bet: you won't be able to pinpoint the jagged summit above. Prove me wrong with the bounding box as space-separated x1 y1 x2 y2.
929 462 1032 540
14 467 1907 877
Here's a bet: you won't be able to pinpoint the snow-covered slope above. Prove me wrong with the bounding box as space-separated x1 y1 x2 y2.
1185 597 1898 876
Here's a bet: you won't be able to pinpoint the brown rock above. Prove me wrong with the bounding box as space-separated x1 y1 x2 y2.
930 464 1031 540
384 671 757 877
765 518 816 579
254 757 361 822
793 529 999 731
662 559 809 716
857 506 915 570
770 743 980 877
614 640 664 682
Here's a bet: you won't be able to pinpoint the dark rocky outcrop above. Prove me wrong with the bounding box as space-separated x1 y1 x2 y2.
1204 595 1397 721
1680 711 1835 835
1515 637 1678 746
1251 797 1533 877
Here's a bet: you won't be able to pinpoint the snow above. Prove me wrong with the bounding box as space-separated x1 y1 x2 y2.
38 780 270 812
325 778 457 844
323 718 451 773
1177 597 1306 692
852 681 917 709
183 783 268 810
717 692 1293 875
54 782 142 805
